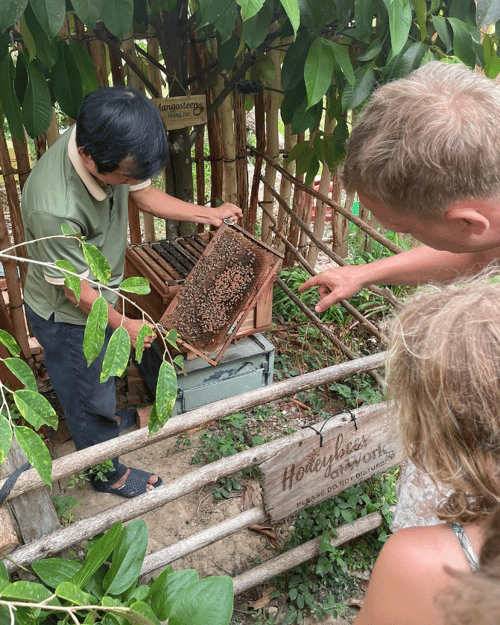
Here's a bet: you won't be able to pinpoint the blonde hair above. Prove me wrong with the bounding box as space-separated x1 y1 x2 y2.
385 274 500 522
342 61 500 219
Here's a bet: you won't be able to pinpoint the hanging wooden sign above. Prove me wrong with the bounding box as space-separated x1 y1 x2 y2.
152 95 207 130
260 404 402 521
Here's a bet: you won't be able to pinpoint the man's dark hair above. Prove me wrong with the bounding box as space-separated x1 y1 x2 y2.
76 86 169 180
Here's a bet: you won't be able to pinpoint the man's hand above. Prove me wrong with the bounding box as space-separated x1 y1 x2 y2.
123 318 157 349
211 202 243 226
298 265 369 312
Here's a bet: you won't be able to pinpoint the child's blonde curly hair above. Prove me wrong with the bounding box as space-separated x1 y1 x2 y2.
385 272 500 523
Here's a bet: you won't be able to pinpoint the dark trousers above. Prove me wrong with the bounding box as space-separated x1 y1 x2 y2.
25 304 127 483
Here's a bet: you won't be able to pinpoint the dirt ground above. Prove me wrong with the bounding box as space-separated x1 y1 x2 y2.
48 394 361 625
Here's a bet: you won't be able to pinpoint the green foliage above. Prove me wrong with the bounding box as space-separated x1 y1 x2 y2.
51 494 82 525
22 521 234 625
272 469 398 621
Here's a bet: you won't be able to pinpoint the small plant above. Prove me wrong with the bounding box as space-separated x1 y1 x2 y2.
269 469 398 622
67 460 115 490
51 494 82 525
0 519 234 625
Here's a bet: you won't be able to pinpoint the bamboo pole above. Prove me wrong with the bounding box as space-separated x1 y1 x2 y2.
331 172 349 259
122 30 155 242
11 135 31 192
308 117 335 267
3 402 389 572
0 352 387 503
259 174 402 309
218 82 237 205
283 136 305 267
253 149 404 255
275 125 295 254
247 90 265 235
195 129 206 210
233 510 385 594
234 88 248 214
206 86 223 212
45 108 60 148
88 33 109 87
262 47 282 244
140 506 267 578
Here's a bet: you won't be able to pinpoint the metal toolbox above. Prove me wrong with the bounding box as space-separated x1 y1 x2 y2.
136 333 275 416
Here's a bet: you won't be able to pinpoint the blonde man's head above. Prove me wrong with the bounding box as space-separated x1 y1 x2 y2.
342 62 500 219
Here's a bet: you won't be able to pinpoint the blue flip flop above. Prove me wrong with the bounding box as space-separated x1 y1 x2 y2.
91 467 163 498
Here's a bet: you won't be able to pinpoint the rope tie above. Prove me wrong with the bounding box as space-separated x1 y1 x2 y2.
0 462 31 505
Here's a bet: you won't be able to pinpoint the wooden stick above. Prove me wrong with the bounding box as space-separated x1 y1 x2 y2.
254 150 404 255
3 403 388 572
247 91 265 235
139 506 267 579
0 352 386 503
259 174 402 309
232 510 385 594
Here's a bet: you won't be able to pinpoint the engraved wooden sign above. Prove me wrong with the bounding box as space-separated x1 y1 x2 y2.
152 95 207 130
260 404 402 521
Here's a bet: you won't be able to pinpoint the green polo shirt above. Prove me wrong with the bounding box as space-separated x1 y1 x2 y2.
22 126 134 325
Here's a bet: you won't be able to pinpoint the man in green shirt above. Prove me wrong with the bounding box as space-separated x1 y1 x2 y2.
22 86 241 497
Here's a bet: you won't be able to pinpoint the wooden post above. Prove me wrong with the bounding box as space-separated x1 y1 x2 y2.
275 125 295 254
0 439 59 544
233 88 248 214
88 33 109 87
11 135 31 192
206 86 223 212
128 197 142 244
247 91 265 235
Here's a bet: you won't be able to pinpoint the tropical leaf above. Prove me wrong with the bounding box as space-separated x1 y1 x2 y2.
14 425 52 486
13 389 58 430
68 38 99 97
50 39 83 119
55 582 95 605
0 55 24 142
168 577 234 625
0 0 29 34
71 0 103 29
55 259 81 302
279 0 300 33
100 0 135 40
0 329 20 356
0 418 12 466
4 358 37 391
0 580 57 603
304 38 336 109
83 296 108 366
153 361 177 423
21 59 52 138
70 523 122 590
236 0 266 21
82 242 111 284
23 3 58 68
119 277 151 294
30 0 66 39
135 323 154 364
103 519 148 595
383 0 412 58
100 326 131 383
147 569 199 620
31 558 82 589
341 64 376 110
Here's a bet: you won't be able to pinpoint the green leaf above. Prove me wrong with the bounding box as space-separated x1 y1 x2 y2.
341 64 376 110
83 242 111 284
83 296 108 366
0 55 24 142
0 0 29 34
168 577 234 625
281 31 313 91
32 558 82 589
241 1 273 51
61 222 82 237
100 326 131 383
127 602 160 625
217 34 239 71
328 40 355 85
238 0 266 20
0 418 12 465
0 329 20 356
23 3 58 68
411 0 427 41
482 33 500 78
119 277 151 295
14 425 52 486
173 354 185 374
165 328 179 349
103 519 148 595
285 140 311 166
153 361 177 421
4 358 37 391
68 38 99 97
448 18 476 67
13 389 58 429
21 59 52 138
291 97 322 134
135 323 154 364
383 0 412 58
50 39 84 119
356 38 382 61
279 0 300 34
30 0 66 39
354 0 376 39
146 402 161 436
147 569 199 621
55 581 95 605
305 154 320 186
72 0 103 29
304 38 335 109
71 522 122 589
19 17 36 62
0 580 56 602
100 0 135 40
433 15 453 52
55 259 81 302
477 0 500 26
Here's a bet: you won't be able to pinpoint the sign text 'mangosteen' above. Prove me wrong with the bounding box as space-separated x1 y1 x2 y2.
260 404 402 521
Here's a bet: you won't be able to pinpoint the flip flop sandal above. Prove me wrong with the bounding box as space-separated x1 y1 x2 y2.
91 467 163 498
115 408 138 433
